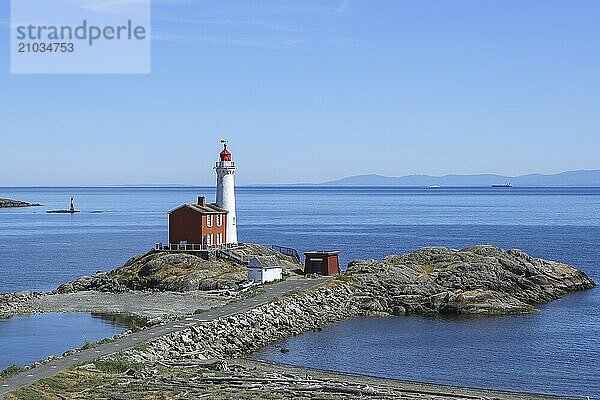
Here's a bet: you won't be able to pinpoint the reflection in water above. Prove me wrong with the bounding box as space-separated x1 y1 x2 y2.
91 312 147 331
0 312 134 370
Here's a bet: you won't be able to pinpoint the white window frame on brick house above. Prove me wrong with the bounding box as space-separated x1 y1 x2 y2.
216 214 222 227
207 215 213 227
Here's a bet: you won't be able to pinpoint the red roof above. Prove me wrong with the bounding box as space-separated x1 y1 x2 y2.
169 203 227 215
220 145 232 161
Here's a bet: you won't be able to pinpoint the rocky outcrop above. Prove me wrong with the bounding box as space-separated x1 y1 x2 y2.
3 244 594 327
0 292 41 318
54 252 247 293
123 245 595 364
55 244 301 294
54 272 127 294
348 245 595 315
0 198 42 208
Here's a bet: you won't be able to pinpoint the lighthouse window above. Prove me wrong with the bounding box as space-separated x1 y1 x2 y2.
207 215 213 227
216 214 222 227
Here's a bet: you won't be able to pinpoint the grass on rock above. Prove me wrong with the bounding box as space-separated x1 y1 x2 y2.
93 359 145 374
0 365 25 380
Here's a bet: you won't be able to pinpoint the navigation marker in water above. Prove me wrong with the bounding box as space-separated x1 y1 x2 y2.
47 196 80 214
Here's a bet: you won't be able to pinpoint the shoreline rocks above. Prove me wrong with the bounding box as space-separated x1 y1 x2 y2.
121 245 595 364
0 292 42 318
2 245 594 323
54 272 128 294
123 283 359 363
348 245 595 315
0 198 42 208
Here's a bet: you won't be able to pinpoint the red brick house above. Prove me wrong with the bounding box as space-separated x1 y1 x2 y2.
168 196 227 247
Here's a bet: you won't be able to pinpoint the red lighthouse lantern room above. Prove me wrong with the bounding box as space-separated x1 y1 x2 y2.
220 142 232 161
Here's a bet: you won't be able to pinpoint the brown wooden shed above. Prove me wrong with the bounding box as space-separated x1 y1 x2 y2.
304 251 340 276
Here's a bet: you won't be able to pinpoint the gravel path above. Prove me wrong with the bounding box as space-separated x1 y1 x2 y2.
30 290 230 319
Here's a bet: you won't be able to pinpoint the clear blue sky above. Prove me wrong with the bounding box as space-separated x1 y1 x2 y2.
1 0 599 185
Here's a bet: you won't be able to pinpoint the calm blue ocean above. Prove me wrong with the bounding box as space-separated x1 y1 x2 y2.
1 186 599 396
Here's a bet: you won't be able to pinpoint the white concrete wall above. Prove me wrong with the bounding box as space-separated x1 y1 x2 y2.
248 267 282 283
263 267 282 283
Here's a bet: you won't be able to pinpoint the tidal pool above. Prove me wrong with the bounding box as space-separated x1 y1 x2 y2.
0 312 131 370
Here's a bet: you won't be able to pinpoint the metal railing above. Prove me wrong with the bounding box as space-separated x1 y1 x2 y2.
270 245 301 263
154 243 238 252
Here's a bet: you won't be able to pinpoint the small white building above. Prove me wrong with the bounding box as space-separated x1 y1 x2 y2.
248 256 283 284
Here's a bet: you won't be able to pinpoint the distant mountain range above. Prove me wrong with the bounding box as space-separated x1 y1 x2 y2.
322 170 600 187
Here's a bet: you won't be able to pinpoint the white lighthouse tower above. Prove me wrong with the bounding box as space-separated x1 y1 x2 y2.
215 140 238 244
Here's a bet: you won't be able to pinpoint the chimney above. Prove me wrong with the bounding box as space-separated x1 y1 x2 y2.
197 196 206 206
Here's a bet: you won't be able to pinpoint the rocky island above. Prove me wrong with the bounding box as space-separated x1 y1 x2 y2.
1 244 595 399
346 244 595 315
1 244 300 320
0 198 42 208
113 245 594 363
